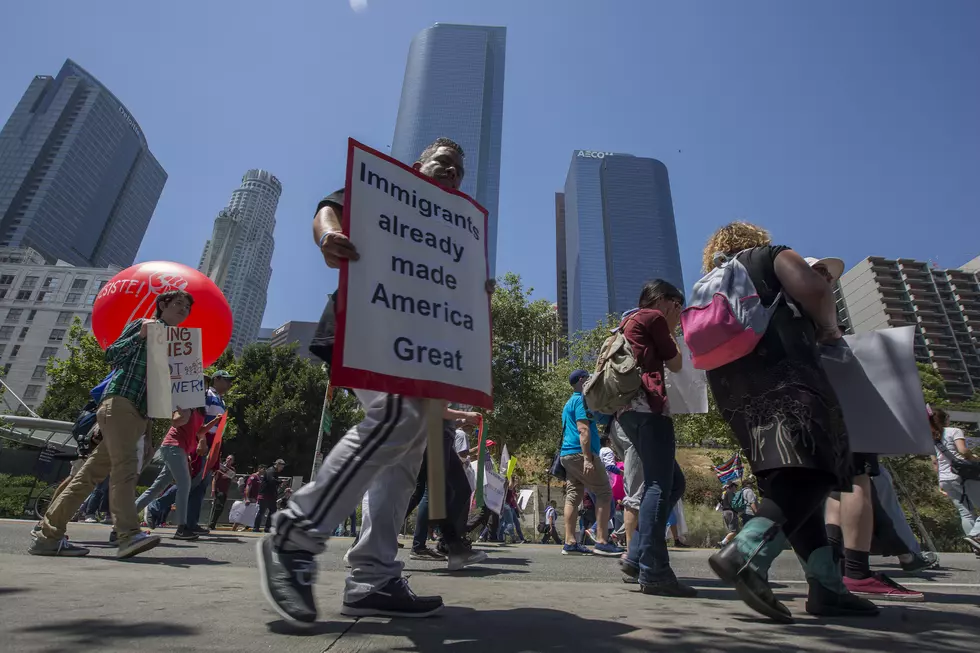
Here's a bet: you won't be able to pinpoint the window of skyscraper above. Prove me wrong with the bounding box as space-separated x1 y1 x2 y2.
71 278 88 290
6 309 22 323
48 329 66 342
32 365 46 380
21 276 38 289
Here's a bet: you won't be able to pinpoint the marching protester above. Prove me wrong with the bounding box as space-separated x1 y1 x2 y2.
253 459 286 533
209 455 237 530
29 289 195 559
258 137 495 625
615 280 693 597
135 406 218 541
718 480 758 547
541 500 562 544
930 407 980 553
183 370 233 534
698 223 877 622
608 418 643 550
559 370 621 556
808 256 923 601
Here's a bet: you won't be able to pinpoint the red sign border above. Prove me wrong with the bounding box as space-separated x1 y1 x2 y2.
330 138 493 409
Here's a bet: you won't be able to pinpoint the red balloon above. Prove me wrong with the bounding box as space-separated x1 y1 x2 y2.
92 261 233 367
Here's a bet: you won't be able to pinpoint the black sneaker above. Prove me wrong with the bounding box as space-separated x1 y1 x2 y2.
173 526 199 541
257 534 318 626
641 577 699 598
191 525 211 535
340 577 443 618
409 547 447 561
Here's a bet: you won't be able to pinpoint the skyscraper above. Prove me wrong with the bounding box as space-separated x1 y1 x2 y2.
836 256 980 400
555 192 569 339
392 23 506 274
199 170 280 354
561 150 683 335
0 59 166 268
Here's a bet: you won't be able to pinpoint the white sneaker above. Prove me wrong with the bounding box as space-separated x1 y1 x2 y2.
964 536 980 555
117 532 160 559
447 549 488 571
84 516 99 523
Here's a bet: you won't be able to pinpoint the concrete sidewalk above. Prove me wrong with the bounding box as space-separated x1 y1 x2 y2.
0 520 977 652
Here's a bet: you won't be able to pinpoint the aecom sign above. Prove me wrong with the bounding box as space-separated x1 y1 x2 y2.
576 150 615 158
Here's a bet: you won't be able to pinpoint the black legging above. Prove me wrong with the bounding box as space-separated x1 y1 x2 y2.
405 426 470 542
754 468 836 561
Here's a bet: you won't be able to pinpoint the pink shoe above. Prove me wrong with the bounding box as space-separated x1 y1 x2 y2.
843 573 924 602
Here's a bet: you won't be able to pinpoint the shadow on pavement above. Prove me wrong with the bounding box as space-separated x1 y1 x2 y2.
121 556 232 568
0 587 32 596
480 556 530 567
15 619 198 647
424 567 529 578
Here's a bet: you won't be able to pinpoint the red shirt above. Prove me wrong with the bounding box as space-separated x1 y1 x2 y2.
161 410 205 455
621 308 678 414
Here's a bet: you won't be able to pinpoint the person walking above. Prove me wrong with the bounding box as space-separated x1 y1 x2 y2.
541 500 562 545
615 280 694 597
209 455 237 530
185 370 233 534
257 137 496 626
559 370 621 557
253 459 285 533
930 407 980 554
698 223 877 622
29 289 194 559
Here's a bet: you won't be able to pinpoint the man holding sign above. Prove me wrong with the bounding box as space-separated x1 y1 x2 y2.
259 138 493 626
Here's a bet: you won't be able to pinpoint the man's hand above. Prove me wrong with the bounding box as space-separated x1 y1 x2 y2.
458 411 480 425
197 439 208 456
583 458 595 475
320 232 359 268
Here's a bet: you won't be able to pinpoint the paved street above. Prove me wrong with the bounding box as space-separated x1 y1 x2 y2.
0 519 977 652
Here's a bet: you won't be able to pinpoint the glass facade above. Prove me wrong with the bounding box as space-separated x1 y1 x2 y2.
391 23 506 275
199 170 280 354
562 151 683 335
0 59 166 268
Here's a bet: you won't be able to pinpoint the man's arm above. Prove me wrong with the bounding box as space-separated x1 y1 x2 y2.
577 420 594 472
313 202 359 268
106 319 152 366
444 406 480 424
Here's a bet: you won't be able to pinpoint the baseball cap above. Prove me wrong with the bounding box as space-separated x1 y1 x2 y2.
804 257 845 283
211 370 235 379
569 369 590 386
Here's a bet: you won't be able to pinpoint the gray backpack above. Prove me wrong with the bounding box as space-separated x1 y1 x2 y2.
582 316 642 414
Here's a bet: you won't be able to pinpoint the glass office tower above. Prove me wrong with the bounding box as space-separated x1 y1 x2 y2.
0 59 166 268
392 23 506 275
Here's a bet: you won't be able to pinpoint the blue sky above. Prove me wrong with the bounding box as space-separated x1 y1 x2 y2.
1 1 978 329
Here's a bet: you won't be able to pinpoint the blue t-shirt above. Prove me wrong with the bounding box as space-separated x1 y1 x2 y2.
560 392 600 457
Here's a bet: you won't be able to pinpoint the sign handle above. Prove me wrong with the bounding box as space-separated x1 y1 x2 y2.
425 399 446 520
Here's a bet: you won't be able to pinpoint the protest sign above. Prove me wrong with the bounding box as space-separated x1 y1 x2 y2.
483 469 506 515
517 488 534 511
820 326 932 455
664 339 708 414
331 139 493 409
146 324 206 418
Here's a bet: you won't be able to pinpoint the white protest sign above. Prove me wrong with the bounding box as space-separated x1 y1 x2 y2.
146 323 206 418
665 339 708 414
332 140 493 409
517 488 534 511
483 468 506 515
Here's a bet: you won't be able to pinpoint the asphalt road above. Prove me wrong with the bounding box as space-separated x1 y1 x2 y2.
1 519 978 652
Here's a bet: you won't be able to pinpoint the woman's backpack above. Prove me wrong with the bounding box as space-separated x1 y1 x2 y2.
582 316 642 414
936 439 980 482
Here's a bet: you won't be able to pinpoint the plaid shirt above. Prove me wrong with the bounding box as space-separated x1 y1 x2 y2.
103 319 156 417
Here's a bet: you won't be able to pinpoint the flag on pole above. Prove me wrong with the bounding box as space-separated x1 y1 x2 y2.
203 412 230 475
474 415 486 507
713 452 743 485
500 444 510 477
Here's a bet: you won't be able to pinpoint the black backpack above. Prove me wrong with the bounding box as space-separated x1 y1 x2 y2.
71 400 100 457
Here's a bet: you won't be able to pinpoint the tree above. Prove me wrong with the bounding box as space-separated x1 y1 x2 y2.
37 318 110 421
481 273 566 453
917 362 948 408
220 343 361 477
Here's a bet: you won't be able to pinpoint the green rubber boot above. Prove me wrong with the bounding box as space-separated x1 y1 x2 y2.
709 517 793 623
801 546 879 617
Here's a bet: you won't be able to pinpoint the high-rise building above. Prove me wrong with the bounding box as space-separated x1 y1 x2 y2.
0 247 118 413
392 23 506 275
270 320 319 361
199 170 280 355
555 192 568 340
0 59 166 268
561 150 683 335
837 256 980 400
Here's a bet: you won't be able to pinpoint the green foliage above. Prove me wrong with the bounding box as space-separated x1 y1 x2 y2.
917 362 948 408
220 343 361 477
482 273 566 452
682 503 731 548
683 467 723 506
674 392 737 449
37 318 110 421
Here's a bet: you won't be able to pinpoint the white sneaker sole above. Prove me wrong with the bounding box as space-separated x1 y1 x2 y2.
116 535 160 560
256 536 315 628
339 603 443 618
963 537 980 555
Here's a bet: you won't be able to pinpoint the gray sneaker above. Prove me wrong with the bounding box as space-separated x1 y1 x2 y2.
29 535 90 557
117 532 160 559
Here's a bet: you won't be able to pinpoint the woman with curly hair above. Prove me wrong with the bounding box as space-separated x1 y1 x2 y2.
700 222 877 623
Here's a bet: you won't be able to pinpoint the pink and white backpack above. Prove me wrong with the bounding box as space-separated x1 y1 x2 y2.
681 250 782 370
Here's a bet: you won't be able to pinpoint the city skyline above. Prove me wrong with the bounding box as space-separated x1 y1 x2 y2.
0 59 166 269
0 3 976 334
391 23 506 276
198 170 281 355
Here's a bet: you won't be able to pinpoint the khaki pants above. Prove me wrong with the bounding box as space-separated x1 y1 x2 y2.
41 397 148 541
